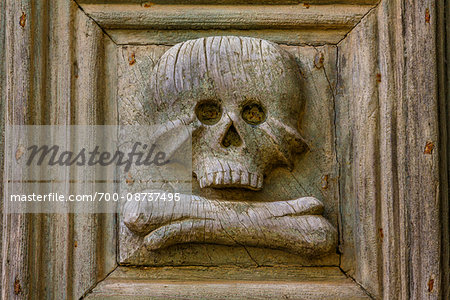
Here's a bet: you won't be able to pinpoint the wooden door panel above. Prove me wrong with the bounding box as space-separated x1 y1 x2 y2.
1 0 447 299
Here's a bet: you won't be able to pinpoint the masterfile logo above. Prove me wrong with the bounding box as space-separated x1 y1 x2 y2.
4 125 192 213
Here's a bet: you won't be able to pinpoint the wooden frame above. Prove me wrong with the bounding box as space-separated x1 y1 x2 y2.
1 0 448 299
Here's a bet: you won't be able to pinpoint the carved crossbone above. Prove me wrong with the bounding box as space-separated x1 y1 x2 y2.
123 195 337 257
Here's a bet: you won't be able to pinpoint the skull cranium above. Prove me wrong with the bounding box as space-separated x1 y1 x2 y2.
148 36 306 190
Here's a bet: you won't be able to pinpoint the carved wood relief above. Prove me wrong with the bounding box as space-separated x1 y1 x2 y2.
117 38 341 266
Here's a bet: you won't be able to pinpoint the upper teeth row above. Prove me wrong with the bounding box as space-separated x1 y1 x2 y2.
198 169 263 190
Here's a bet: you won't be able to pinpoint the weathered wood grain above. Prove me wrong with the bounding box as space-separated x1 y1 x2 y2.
77 2 377 45
395 1 444 298
1 1 117 299
2 0 33 298
337 0 446 299
0 0 5 296
438 0 450 298
107 28 349 46
72 7 117 299
336 10 380 298
85 266 371 299
81 4 372 30
94 265 349 281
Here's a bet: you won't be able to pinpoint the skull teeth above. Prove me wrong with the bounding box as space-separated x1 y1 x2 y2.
231 171 240 184
198 170 263 190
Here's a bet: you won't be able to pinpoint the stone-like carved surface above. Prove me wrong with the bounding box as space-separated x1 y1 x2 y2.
124 196 336 256
121 36 337 261
147 36 306 190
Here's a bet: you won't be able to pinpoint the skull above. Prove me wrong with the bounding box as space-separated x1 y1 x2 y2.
147 36 306 190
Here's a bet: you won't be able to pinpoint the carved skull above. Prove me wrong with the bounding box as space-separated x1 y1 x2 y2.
147 36 306 190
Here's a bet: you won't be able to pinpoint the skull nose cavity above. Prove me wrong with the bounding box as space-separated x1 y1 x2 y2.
221 124 242 148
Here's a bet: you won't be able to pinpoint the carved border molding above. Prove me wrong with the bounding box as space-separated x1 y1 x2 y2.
78 3 377 45
0 1 117 299
81 4 372 30
336 1 449 298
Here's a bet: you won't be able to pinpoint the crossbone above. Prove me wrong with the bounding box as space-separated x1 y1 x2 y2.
123 195 337 257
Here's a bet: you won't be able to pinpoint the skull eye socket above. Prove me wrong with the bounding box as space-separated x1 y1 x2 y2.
241 102 266 125
195 100 222 125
